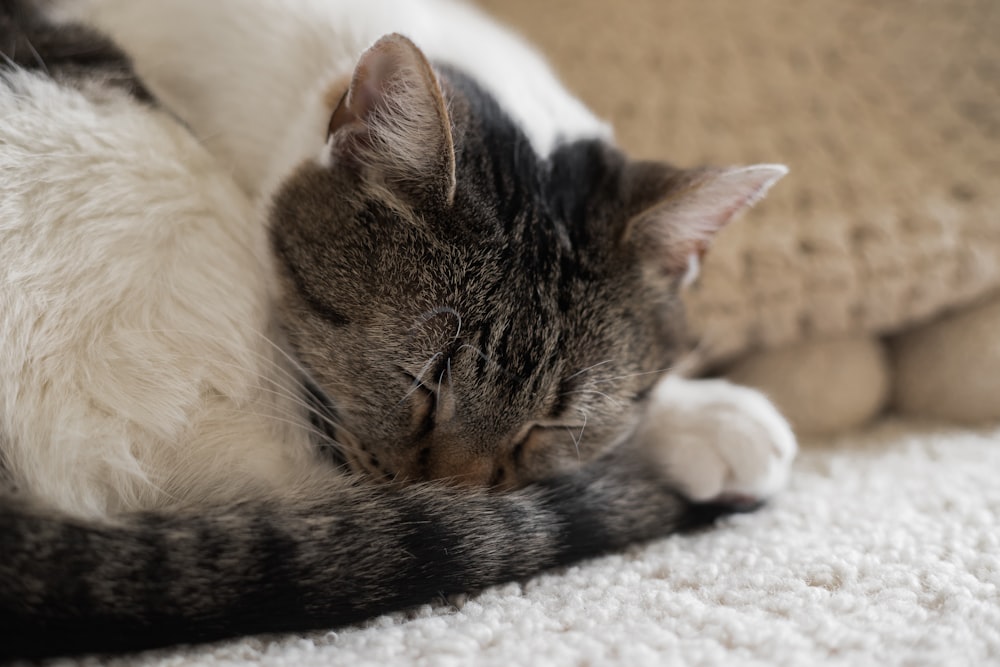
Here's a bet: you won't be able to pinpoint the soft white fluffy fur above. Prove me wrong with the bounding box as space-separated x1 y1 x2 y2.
5 0 796 524
42 419 1000 666
54 0 612 197
0 71 316 518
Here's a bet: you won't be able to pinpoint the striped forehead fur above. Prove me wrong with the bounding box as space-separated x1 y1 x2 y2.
270 63 688 488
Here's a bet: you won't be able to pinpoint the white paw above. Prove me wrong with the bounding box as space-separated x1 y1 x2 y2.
636 375 797 503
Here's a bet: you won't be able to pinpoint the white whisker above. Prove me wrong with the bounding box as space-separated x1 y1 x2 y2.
566 359 614 382
393 351 442 412
118 345 344 435
561 389 626 409
565 412 587 460
435 366 447 418
118 328 352 440
123 327 309 394
585 365 679 388
221 407 348 454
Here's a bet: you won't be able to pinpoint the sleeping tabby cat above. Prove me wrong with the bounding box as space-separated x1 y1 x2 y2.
0 0 795 659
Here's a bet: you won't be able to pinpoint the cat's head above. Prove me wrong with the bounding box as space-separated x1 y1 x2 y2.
269 34 785 488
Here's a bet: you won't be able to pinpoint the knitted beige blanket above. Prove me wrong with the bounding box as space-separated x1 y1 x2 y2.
482 0 1000 365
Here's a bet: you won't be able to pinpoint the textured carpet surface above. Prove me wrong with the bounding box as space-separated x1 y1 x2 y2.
46 420 1000 667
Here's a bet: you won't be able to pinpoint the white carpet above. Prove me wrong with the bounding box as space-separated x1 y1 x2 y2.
50 419 1000 667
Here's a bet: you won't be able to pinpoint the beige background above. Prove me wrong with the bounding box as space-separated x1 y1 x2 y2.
478 0 1000 363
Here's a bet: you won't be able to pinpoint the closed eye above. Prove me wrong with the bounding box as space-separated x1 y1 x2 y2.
510 420 587 457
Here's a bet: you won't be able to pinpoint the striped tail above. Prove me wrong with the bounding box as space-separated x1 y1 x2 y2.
0 447 734 660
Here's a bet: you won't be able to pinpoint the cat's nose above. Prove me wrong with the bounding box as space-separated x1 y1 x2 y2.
410 441 495 487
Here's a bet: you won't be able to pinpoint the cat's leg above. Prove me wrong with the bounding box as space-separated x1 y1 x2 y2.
890 297 1000 424
634 374 798 504
724 336 890 435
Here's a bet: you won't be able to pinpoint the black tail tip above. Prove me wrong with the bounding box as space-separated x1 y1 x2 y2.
678 497 766 533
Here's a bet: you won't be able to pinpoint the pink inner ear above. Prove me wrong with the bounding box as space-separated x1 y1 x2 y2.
638 164 788 275
327 90 359 137
349 48 400 120
323 33 457 204
328 41 403 138
328 33 431 140
688 164 788 233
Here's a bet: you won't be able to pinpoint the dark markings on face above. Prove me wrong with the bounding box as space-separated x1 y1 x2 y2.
270 64 690 489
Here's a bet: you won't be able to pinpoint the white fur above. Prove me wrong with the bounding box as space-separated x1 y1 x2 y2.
0 72 317 518
681 253 701 288
6 2 794 518
637 375 797 502
54 0 612 197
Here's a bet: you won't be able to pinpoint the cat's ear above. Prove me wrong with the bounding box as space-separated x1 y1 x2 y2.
326 33 456 205
624 164 787 281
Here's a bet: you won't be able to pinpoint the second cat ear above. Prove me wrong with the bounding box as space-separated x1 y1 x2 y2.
327 33 457 206
624 164 788 281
